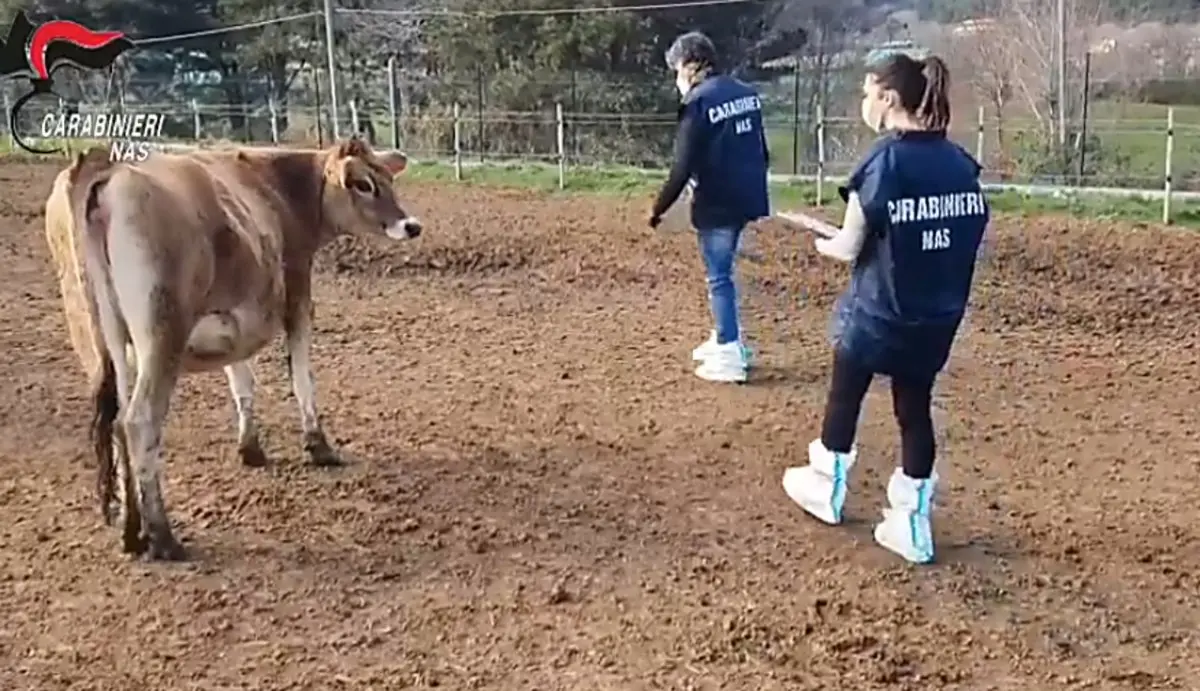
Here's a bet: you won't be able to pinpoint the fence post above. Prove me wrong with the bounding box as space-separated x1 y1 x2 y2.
976 106 985 163
815 101 826 206
387 56 399 149
349 99 360 136
191 99 201 140
453 102 462 181
791 59 800 175
556 102 565 190
1163 106 1174 225
268 95 279 143
1078 50 1092 185
322 0 340 140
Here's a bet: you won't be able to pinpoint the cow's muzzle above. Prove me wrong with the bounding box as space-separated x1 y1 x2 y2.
385 217 422 240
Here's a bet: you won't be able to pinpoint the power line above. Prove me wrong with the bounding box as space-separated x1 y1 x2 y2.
132 11 320 45
339 0 759 19
114 0 756 47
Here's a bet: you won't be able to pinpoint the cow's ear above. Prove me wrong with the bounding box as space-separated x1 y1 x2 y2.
378 150 408 176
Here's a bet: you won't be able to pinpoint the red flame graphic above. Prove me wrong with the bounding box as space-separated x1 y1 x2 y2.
29 20 126 79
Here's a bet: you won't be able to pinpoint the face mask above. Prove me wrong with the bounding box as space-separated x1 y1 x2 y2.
860 96 887 133
675 72 691 97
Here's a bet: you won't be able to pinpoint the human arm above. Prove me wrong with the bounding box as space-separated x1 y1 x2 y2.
814 191 868 262
651 105 703 221
814 147 889 262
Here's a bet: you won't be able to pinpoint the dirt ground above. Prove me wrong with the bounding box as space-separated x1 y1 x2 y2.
0 159 1196 691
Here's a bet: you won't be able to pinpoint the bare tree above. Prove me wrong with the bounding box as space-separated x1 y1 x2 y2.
944 0 1107 145
940 21 1013 168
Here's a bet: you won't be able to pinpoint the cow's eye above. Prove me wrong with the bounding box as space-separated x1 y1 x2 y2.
351 178 375 195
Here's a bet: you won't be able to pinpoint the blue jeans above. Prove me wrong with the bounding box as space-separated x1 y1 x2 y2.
697 226 743 344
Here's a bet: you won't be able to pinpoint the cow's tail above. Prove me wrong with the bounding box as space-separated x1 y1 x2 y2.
89 355 119 524
69 148 123 524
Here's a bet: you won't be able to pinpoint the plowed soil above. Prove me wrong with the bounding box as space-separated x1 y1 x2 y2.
0 159 1196 690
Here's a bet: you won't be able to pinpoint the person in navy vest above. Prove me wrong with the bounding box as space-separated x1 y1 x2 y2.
649 31 771 383
781 52 989 564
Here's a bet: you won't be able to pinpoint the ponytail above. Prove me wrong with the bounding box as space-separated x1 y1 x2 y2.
918 56 951 131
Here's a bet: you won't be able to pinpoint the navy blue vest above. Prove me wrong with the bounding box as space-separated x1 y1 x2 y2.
682 75 770 230
832 130 989 379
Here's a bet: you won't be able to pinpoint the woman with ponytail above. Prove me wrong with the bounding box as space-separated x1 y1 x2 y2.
781 51 990 564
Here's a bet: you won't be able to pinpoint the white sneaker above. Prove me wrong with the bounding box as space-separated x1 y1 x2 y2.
692 330 720 361
694 341 748 383
873 468 938 564
692 330 753 367
782 439 856 525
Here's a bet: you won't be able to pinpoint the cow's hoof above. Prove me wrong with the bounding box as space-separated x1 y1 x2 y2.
142 535 188 562
239 441 270 468
122 529 147 555
304 432 343 467
307 444 343 467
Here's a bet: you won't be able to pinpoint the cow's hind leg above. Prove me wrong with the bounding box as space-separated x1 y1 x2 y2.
115 425 143 554
84 244 143 552
224 360 268 467
285 300 341 467
123 343 186 561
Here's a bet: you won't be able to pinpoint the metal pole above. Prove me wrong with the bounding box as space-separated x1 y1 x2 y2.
453 102 462 181
1056 0 1066 149
815 101 826 206
1163 107 1174 224
556 102 565 189
322 0 341 140
976 105 984 162
1078 51 1091 185
387 56 399 149
791 58 800 175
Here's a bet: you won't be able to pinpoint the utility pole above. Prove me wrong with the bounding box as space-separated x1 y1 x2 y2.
1057 0 1067 147
322 0 341 139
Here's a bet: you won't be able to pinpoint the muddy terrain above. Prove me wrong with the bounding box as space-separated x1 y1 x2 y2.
0 159 1195 690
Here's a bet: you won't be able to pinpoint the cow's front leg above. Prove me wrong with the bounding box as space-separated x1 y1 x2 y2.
224 360 268 467
285 302 341 467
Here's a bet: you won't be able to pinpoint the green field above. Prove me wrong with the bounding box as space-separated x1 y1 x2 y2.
7 126 1196 227
760 100 1200 189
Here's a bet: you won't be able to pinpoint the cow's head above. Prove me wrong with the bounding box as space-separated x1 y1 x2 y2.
322 137 421 240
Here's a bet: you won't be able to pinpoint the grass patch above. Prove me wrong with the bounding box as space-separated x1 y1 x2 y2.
404 159 1198 227
10 136 1193 227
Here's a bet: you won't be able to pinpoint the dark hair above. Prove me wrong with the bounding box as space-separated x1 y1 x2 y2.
866 53 951 131
665 31 718 71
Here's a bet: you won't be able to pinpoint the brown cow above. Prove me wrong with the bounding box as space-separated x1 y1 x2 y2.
63 137 420 561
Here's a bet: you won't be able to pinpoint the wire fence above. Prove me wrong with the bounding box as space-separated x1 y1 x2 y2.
5 4 1200 200
9 84 1200 194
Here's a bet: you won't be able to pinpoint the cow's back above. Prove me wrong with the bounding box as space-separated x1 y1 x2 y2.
99 153 289 319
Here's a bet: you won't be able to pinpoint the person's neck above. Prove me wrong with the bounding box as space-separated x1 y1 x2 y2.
884 113 928 132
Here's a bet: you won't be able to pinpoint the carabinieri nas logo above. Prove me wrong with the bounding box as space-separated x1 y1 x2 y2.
1 11 134 154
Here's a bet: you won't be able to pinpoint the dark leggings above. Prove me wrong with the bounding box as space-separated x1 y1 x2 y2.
820 350 936 479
